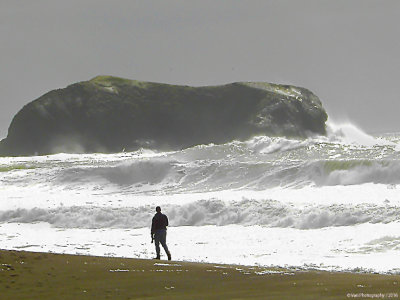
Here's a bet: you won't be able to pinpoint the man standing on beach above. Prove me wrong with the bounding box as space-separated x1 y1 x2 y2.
151 206 171 260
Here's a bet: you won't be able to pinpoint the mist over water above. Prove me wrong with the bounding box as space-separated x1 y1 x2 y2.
1 121 400 272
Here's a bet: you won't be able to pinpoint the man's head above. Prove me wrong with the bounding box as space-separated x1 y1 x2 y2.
156 206 161 213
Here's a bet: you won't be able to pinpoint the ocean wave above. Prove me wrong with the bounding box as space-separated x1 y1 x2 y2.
326 122 391 146
56 158 180 186
3 157 400 196
309 160 400 186
54 158 400 191
244 136 312 154
1 199 399 229
1 129 399 193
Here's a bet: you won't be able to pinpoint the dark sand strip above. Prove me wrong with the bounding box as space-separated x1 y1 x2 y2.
0 249 399 299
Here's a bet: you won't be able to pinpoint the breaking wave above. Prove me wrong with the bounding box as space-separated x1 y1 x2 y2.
0 125 399 195
51 158 400 193
1 199 399 229
312 160 400 186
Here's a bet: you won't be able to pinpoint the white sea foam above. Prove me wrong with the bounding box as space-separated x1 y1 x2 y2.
326 121 395 147
1 222 400 273
244 136 312 154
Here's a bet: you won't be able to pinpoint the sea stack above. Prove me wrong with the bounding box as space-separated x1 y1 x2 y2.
0 76 328 156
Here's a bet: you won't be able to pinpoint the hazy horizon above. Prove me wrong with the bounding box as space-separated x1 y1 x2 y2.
1 0 399 139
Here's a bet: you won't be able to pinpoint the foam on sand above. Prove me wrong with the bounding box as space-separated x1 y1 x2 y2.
1 222 400 273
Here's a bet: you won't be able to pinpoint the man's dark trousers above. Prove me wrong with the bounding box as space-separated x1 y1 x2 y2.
154 229 170 258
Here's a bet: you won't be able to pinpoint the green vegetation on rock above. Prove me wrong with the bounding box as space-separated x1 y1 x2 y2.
89 75 153 89
0 76 328 156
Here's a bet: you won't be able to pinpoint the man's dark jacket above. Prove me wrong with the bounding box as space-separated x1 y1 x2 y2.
151 212 169 234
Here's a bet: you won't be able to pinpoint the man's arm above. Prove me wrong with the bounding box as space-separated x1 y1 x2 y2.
151 216 155 237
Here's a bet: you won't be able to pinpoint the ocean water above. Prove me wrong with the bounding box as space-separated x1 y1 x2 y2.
1 122 400 273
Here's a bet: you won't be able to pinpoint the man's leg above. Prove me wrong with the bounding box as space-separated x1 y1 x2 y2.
154 233 161 259
160 230 171 260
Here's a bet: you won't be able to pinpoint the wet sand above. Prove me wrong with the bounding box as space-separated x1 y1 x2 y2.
0 249 399 299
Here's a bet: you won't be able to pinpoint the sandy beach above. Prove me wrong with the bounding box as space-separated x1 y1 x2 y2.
1 249 399 299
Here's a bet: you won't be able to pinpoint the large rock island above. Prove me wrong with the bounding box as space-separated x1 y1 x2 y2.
0 76 327 156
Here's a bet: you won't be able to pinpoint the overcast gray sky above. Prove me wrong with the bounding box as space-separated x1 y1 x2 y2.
1 0 399 138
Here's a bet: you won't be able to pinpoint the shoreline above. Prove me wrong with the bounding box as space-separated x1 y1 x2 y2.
1 249 399 299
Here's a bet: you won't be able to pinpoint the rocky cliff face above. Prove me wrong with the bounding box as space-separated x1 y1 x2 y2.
0 76 328 156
